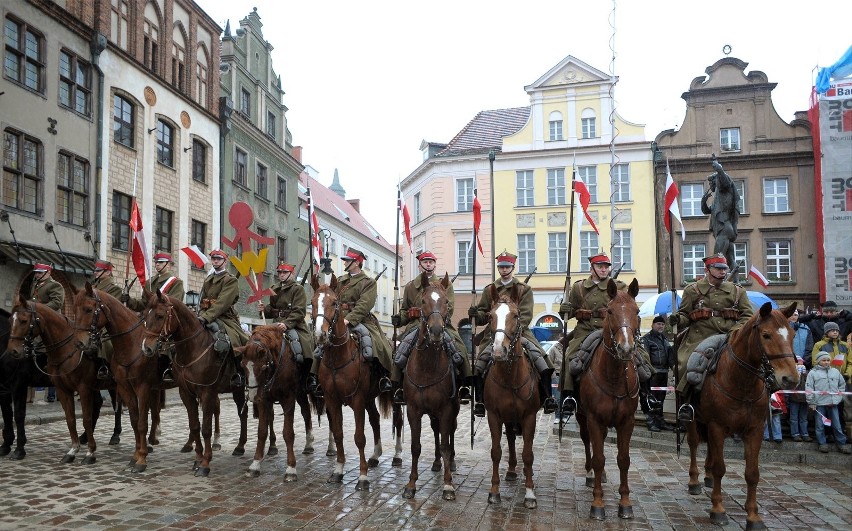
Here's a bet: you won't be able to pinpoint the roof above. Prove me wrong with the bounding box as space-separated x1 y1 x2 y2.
0 241 94 275
437 107 530 157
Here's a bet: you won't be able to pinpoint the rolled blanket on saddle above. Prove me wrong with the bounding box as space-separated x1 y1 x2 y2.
685 334 727 390
568 329 653 382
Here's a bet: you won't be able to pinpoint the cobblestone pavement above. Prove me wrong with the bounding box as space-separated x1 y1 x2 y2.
1 394 850 530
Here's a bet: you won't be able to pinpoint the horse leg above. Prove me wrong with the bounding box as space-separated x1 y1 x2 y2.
0 392 13 456
56 387 80 463
325 410 336 457
131 385 151 473
115 384 142 470
213 394 221 451
365 400 382 468
231 390 247 456
148 389 163 446
326 403 345 483
504 424 518 482
282 398 298 482
109 390 122 445
430 415 442 471
354 403 370 491
587 418 606 520
10 384 29 460
402 405 422 499
487 414 502 504
706 423 730 526
741 427 765 530
296 391 314 455
79 388 98 465
686 421 702 495
267 406 278 457
615 418 634 518
246 400 270 478
178 387 202 470
521 414 537 509
391 403 403 467
439 408 456 501
195 393 215 477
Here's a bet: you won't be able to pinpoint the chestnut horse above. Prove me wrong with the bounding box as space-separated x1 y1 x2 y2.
685 302 799 530
576 278 641 520
235 325 323 480
6 296 111 464
140 291 250 477
311 274 400 490
402 272 460 501
483 283 540 509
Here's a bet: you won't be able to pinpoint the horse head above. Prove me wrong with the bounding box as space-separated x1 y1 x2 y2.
419 272 450 346
602 278 640 361
311 274 342 348
738 301 799 392
71 282 108 356
237 325 286 403
141 289 184 357
6 294 41 359
489 284 522 363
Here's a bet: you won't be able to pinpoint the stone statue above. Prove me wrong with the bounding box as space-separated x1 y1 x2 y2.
701 154 739 270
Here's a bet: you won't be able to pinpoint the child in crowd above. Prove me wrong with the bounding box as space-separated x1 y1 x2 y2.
806 352 851 454
788 356 811 442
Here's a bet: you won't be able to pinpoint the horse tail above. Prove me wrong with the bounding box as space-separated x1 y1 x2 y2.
378 392 393 419
308 392 325 416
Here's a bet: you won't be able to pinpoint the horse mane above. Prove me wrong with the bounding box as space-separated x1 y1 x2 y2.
250 325 285 348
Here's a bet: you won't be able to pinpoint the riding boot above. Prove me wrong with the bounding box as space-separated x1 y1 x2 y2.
677 390 695 424
539 369 556 414
96 359 111 380
230 355 244 388
473 375 485 418
647 415 661 432
307 374 323 398
379 376 393 394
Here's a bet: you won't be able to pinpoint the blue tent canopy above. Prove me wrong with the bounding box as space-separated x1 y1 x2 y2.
816 45 852 93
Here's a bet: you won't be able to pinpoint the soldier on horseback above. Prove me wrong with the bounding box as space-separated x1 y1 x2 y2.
28 262 64 311
391 250 472 405
468 251 557 417
91 260 123 380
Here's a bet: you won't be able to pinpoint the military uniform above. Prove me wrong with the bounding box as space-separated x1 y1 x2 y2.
126 252 185 311
337 269 395 379
91 260 124 378
28 270 65 311
263 271 315 366
199 267 249 349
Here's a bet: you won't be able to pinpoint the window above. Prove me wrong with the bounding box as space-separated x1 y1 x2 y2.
143 7 159 74
328 237 336 256
548 232 566 273
517 234 535 274
547 168 566 205
579 231 598 272
581 109 596 139
276 176 287 210
191 140 206 183
3 129 42 214
240 88 250 116
191 219 206 256
56 152 89 226
267 111 276 138
734 180 747 214
383 296 388 315
732 242 748 283
682 244 706 281
155 207 173 253
3 17 44 93
256 162 268 199
548 112 563 141
111 192 131 250
276 236 287 262
720 128 740 152
765 240 791 281
171 27 186 93
456 178 474 212
413 192 421 223
255 227 268 252
58 50 91 116
457 239 473 275
155 120 173 167
612 230 632 270
516 170 534 207
612 164 630 202
763 177 789 213
195 47 208 106
110 0 129 50
577 166 597 202
234 148 247 186
113 94 134 147
681 183 704 217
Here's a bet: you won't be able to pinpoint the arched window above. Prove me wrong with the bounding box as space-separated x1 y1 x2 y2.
171 24 187 93
548 111 563 141
143 3 160 74
195 45 209 107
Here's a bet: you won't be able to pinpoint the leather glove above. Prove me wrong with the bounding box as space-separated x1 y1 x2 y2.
119 293 129 304
689 309 710 321
574 309 593 321
468 307 478 320
391 314 401 328
668 314 679 327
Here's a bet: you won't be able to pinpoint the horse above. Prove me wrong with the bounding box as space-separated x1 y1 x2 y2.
575 278 641 520
140 290 251 477
310 273 401 490
5 295 112 464
685 302 799 530
234 325 324 479
482 283 540 509
401 272 460 501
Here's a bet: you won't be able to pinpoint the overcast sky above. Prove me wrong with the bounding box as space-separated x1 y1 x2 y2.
202 0 851 243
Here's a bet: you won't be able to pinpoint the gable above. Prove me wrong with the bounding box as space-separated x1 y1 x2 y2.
525 55 611 91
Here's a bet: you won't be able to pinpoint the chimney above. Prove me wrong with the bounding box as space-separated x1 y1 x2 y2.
291 146 302 163
347 199 360 213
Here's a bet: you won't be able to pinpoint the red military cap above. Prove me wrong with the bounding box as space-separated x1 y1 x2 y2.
341 248 366 263
702 254 729 269
94 260 114 272
209 249 228 260
589 253 612 266
33 262 52 273
496 252 517 267
417 250 437 262
153 252 172 263
277 263 295 273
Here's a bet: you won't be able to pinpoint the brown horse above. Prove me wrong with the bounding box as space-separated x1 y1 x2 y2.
685 302 799 530
234 325 323 479
140 290 250 476
401 272 460 501
310 274 398 490
483 283 540 509
6 295 110 464
576 278 641 520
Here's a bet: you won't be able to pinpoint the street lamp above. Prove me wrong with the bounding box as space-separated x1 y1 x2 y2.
185 290 200 310
318 229 333 275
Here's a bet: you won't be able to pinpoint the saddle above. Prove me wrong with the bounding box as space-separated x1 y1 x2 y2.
685 334 727 390
569 330 602 376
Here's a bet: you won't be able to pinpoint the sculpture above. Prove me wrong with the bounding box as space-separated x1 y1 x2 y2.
701 154 739 271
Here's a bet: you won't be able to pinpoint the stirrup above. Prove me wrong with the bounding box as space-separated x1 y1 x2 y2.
473 402 485 418
458 386 472 404
161 369 174 383
561 396 577 415
230 372 244 388
392 388 406 405
677 403 694 423
97 366 111 380
312 385 324 399
379 376 393 393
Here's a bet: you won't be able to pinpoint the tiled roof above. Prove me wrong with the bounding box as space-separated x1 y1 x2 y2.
438 107 530 157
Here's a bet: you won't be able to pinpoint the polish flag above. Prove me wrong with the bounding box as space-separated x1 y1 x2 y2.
817 410 832 427
181 244 209 269
832 353 846 367
129 199 149 285
748 265 770 288
573 173 599 235
307 188 322 267
663 161 686 241
472 191 484 256
398 186 412 252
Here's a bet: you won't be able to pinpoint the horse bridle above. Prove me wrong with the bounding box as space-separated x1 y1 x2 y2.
416 291 449 349
244 337 287 394
78 290 146 354
601 307 640 362
315 293 349 349
726 317 794 394
8 302 84 376
492 302 522 365
142 301 204 357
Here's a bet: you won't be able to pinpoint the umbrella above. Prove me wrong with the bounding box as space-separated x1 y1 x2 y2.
639 291 683 317
746 291 778 310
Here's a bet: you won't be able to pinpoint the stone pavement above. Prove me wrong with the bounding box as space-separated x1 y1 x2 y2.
1 392 850 530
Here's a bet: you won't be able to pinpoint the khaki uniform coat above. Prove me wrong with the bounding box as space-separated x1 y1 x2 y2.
127 272 185 311
263 279 315 360
91 276 123 361
199 271 249 348
29 277 65 312
338 271 394 376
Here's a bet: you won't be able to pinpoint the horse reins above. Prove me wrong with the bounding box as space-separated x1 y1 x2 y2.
10 302 86 377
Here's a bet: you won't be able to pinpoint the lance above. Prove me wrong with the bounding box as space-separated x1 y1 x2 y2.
375 264 387 282
523 266 537 284
451 271 461 283
470 188 481 449
392 186 402 409
665 159 683 455
610 262 626 279
559 156 578 441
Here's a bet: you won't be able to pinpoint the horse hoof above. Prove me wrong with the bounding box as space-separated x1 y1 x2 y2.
392 457 402 468
284 473 298 482
61 454 75 464
231 447 244 457
688 484 703 495
590 506 606 520
128 458 137 467
133 463 147 473
325 449 336 457
709 511 728 526
109 434 120 445
0 446 11 457
180 445 193 453
505 471 518 482
355 479 370 491
328 473 343 483
148 437 160 446
245 469 260 478
431 461 442 472
524 497 537 509
487 492 501 504
618 505 633 519
302 447 314 455
82 455 97 465
266 447 278 457
745 519 767 530
10 449 26 461
585 477 595 488
402 487 415 499
367 457 379 468
212 443 221 451
443 490 456 501
195 467 211 477
704 477 713 488
191 461 200 471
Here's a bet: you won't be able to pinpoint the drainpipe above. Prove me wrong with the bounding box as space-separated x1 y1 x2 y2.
90 33 107 259
218 97 234 246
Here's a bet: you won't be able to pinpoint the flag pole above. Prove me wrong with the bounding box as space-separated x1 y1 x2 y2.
392 183 402 392
559 154 578 440
470 188 480 449
124 159 138 295
666 159 682 454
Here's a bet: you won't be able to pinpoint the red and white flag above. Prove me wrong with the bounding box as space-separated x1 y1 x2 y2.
573 171 599 235
398 186 412 253
181 244 209 269
817 409 832 427
307 188 322 268
472 191 484 256
129 199 149 285
663 161 686 241
748 265 770 288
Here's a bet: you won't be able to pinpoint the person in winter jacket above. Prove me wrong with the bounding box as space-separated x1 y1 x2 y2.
806 352 851 454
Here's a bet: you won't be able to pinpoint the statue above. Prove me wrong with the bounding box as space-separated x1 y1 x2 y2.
701 154 739 271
